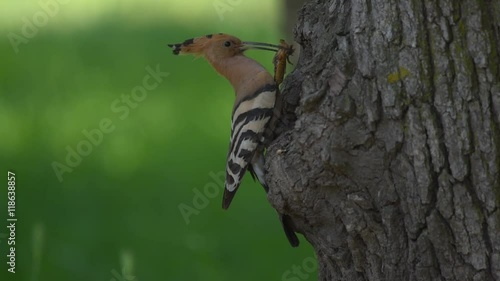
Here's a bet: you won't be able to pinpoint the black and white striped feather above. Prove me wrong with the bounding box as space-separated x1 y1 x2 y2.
222 83 276 209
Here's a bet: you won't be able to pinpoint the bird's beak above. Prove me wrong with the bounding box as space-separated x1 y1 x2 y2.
241 41 282 52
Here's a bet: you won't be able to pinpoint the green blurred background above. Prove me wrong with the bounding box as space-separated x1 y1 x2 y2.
0 0 315 280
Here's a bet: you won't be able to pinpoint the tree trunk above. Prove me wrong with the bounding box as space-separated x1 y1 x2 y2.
266 0 500 280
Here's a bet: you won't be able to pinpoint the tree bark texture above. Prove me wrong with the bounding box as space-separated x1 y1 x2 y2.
266 0 500 280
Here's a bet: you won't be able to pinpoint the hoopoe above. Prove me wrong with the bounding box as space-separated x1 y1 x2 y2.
168 33 299 247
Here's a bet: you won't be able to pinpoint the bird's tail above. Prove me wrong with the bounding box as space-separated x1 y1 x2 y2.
250 151 300 247
280 214 300 247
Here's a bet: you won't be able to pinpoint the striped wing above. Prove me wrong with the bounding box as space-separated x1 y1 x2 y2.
222 84 276 209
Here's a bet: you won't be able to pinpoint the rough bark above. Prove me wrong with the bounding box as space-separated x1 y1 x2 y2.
266 0 500 280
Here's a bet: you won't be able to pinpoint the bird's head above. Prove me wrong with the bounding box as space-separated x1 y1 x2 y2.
168 33 281 64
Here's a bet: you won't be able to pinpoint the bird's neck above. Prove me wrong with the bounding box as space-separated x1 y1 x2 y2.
210 55 273 95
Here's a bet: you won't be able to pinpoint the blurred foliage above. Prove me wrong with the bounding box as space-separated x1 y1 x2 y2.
0 0 315 281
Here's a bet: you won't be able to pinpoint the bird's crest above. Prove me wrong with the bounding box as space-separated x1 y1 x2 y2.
168 33 241 56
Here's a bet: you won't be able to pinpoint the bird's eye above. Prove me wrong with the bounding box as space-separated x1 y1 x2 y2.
224 41 231 47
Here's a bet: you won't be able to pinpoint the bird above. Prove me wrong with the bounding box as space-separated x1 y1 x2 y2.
168 33 299 247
